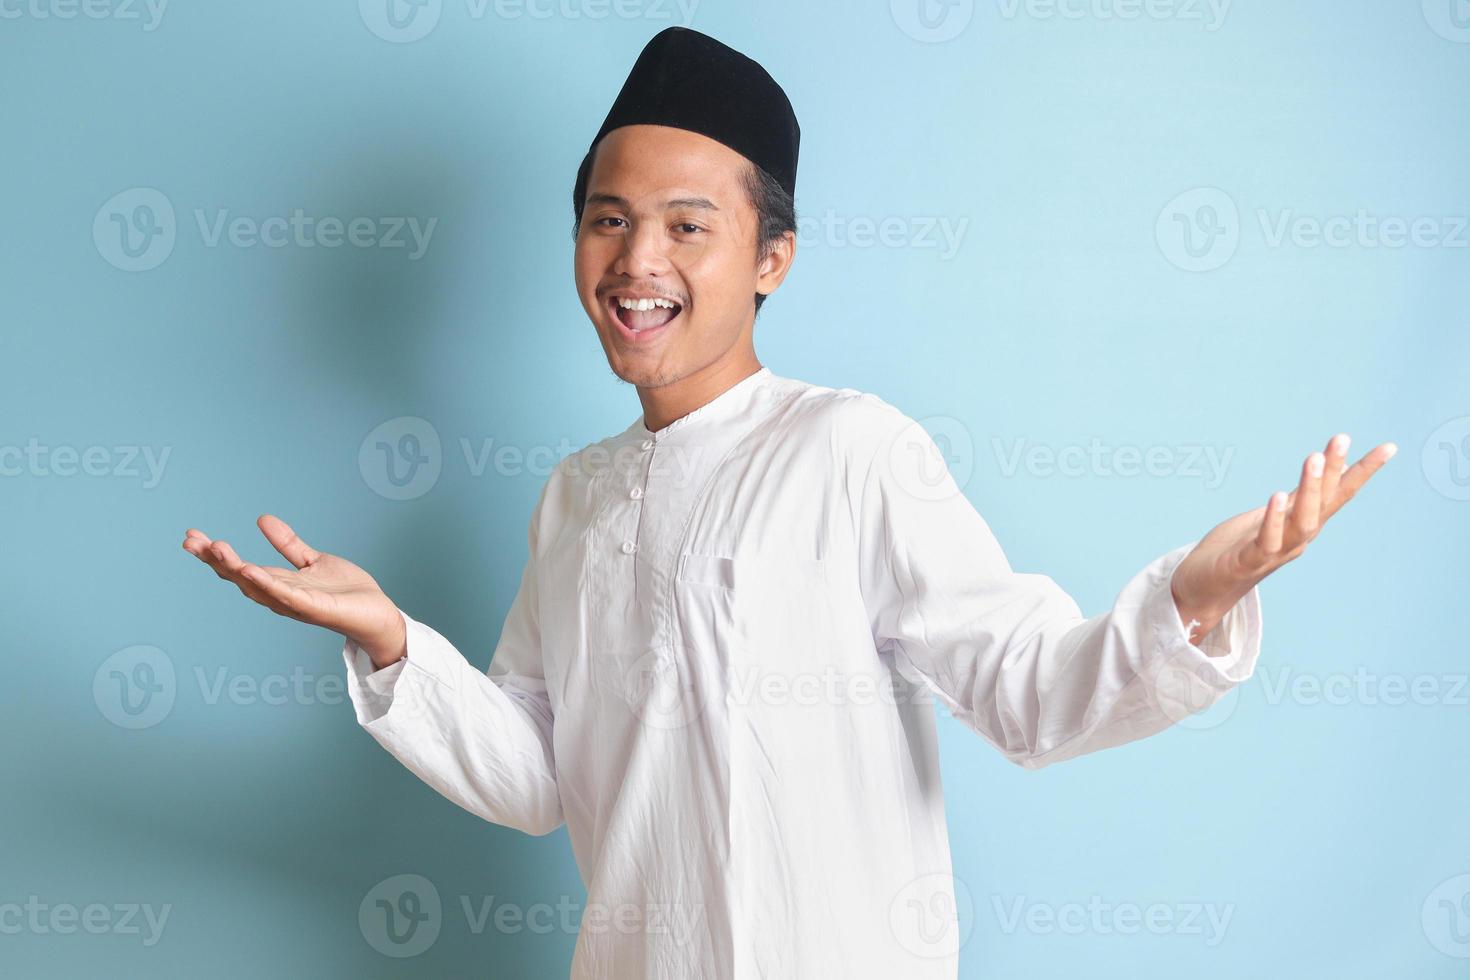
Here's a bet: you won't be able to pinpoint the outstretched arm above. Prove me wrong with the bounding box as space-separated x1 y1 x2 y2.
844 395 1390 768
182 508 563 835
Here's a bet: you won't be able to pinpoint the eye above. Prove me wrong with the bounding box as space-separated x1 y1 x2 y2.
594 216 627 229
674 223 705 235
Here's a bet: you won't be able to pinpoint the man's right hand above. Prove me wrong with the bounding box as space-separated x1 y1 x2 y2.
182 514 408 670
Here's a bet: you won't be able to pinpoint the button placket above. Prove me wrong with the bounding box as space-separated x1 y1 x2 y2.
625 434 656 600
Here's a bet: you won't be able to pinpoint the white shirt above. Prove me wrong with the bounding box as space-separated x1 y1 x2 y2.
342 365 1263 978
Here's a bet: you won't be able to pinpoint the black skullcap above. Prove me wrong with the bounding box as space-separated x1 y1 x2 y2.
588 26 800 199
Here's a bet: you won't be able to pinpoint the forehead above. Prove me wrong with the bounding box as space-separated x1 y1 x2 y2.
588 124 749 206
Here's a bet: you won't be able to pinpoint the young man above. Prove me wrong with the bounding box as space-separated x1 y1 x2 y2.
183 26 1394 979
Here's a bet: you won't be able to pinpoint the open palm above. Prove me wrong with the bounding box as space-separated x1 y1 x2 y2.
1171 433 1396 639
182 514 403 660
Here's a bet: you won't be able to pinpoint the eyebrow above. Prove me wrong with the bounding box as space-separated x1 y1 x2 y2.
584 192 721 212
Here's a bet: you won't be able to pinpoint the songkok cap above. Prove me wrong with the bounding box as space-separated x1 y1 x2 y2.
587 26 800 199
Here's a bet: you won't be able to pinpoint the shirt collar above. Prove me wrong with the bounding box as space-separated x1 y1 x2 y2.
625 366 775 444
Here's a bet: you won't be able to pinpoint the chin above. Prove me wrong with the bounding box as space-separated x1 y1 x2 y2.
609 361 678 388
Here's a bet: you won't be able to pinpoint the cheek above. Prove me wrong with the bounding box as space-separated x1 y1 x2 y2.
573 237 595 274
675 244 750 303
573 242 606 295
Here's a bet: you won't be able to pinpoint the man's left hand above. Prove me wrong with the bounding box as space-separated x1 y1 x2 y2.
1170 433 1397 646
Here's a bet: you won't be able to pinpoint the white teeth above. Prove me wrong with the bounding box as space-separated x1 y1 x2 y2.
616 297 679 311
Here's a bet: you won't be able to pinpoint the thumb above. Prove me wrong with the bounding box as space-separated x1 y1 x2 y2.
257 514 322 570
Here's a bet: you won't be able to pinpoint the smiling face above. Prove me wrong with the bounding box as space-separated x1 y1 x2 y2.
574 124 794 390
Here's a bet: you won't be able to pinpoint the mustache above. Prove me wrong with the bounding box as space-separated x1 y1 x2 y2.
599 286 687 304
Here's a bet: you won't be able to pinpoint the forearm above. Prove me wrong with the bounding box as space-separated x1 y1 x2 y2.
342 610 564 836
887 541 1263 769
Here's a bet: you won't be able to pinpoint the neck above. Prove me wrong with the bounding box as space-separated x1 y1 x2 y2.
637 350 763 433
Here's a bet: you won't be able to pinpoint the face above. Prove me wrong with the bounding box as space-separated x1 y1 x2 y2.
574 124 793 389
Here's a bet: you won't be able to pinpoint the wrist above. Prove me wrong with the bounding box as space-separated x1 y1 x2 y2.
1170 581 1229 644
357 609 407 671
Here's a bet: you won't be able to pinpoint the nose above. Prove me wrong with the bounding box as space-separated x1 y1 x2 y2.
611 218 672 279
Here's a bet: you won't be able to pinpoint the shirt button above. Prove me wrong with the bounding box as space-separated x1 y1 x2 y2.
621 540 637 555
630 487 644 500
641 439 654 451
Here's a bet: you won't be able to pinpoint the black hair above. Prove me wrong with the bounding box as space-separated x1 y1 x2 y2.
571 143 796 317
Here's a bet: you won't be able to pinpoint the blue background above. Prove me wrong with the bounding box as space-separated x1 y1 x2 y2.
4 0 1468 975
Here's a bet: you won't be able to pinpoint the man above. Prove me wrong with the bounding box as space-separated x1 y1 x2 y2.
182 26 1394 978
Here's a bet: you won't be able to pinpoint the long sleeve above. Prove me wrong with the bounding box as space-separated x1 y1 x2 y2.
843 394 1263 770
341 488 563 835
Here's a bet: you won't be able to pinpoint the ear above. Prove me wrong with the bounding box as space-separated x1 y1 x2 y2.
755 230 797 299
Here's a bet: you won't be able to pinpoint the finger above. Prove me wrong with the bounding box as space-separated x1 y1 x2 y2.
208 541 270 602
1257 490 1290 554
189 535 287 612
210 539 247 574
214 555 294 613
182 529 214 558
1331 442 1397 513
1319 433 1349 506
188 535 234 572
258 514 321 570
1288 451 1326 542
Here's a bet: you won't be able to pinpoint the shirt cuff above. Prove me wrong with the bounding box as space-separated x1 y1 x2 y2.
341 608 459 726
1143 541 1264 696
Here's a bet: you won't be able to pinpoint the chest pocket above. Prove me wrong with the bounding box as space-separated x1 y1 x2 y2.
674 552 840 684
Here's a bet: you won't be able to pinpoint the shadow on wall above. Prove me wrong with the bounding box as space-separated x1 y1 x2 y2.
33 122 583 971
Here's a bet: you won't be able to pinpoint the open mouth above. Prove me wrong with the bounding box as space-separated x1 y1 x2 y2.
608 295 683 338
